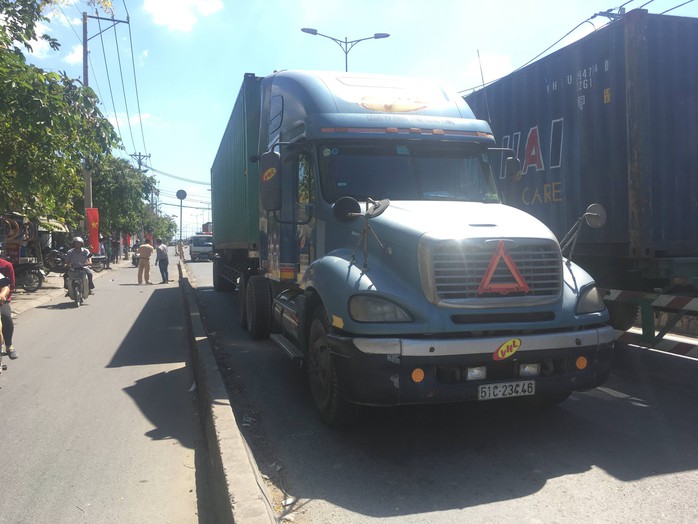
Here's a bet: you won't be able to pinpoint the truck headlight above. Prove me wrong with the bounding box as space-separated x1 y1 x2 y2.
576 285 605 314
349 295 413 323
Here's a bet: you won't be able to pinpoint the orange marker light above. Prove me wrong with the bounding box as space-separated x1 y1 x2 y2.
575 356 588 370
411 368 425 383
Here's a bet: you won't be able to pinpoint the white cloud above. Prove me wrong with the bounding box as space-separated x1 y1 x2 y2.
108 112 153 129
25 21 53 59
138 49 149 67
63 44 83 65
143 0 224 32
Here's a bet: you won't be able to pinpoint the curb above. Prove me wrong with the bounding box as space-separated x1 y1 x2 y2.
179 262 277 524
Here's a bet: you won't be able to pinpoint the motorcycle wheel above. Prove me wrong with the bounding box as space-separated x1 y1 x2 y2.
73 282 82 307
20 269 43 292
92 261 104 273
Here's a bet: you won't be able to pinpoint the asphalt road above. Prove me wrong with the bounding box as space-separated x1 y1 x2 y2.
186 259 698 524
1 253 214 524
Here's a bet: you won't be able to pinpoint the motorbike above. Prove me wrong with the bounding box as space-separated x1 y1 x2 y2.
66 267 90 307
14 262 45 292
43 248 68 275
91 255 107 272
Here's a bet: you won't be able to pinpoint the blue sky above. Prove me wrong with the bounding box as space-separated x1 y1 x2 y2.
25 0 698 236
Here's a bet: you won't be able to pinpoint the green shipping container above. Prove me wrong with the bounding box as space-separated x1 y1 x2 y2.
211 73 262 250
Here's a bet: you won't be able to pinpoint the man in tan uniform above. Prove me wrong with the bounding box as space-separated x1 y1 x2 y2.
136 239 155 284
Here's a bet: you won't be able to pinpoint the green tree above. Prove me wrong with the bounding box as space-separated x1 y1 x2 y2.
90 156 157 235
142 208 177 244
0 0 119 223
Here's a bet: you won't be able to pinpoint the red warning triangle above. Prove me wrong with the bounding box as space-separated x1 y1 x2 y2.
477 240 530 295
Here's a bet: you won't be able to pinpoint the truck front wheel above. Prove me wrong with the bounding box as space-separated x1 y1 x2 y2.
213 259 234 292
306 306 353 427
245 275 270 340
606 302 639 331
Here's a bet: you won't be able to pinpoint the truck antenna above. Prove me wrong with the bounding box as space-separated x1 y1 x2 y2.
477 49 492 124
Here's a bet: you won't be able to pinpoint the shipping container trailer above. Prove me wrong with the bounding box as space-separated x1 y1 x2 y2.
465 8 698 342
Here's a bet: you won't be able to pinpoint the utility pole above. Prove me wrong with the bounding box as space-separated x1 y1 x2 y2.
82 12 129 211
130 152 151 172
130 152 154 212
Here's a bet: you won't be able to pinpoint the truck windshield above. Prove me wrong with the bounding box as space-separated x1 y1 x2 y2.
317 142 499 203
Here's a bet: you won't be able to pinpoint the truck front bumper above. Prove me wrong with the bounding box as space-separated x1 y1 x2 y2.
327 326 615 406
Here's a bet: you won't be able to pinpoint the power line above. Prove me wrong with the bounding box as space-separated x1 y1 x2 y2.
96 15 124 144
149 166 211 186
110 13 136 152
661 0 695 14
122 0 149 157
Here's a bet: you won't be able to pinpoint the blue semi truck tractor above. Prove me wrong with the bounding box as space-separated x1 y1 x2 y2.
211 70 614 426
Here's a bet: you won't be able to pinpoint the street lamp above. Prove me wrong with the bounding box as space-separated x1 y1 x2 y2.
301 27 390 72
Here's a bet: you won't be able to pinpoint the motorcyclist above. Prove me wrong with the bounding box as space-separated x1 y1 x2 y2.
63 237 95 294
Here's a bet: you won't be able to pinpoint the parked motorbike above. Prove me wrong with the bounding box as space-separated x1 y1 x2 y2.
43 248 68 275
91 255 107 272
66 267 90 307
14 262 45 292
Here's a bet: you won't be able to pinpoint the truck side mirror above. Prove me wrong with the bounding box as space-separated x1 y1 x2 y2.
260 151 282 212
505 156 521 179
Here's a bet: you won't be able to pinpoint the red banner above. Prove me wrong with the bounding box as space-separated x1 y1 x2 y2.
86 208 100 254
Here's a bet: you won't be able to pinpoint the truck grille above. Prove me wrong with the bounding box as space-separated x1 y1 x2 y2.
420 238 562 306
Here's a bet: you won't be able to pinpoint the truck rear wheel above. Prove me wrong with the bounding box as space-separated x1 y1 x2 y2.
306 306 353 427
245 275 270 339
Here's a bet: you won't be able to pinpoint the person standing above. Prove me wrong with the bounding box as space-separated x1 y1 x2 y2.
177 240 184 260
155 239 169 284
136 239 155 285
104 237 112 269
0 256 17 359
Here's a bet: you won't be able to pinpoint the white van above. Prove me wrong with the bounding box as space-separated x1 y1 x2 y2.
189 235 214 261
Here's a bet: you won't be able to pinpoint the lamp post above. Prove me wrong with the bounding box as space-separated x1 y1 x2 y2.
300 28 390 72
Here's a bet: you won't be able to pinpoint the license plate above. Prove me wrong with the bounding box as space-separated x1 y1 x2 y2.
478 380 535 400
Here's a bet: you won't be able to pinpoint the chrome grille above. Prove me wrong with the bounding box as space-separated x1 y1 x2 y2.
430 240 562 301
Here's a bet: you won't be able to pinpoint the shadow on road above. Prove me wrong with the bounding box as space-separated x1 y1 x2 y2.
197 280 698 520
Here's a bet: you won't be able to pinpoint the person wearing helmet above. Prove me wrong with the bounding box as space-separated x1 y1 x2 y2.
63 237 95 293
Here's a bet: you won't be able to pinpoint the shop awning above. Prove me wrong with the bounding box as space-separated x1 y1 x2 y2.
38 218 70 233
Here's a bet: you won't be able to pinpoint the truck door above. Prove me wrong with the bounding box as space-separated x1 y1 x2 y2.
294 150 317 282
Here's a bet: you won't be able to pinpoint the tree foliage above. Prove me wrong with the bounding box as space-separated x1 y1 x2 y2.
90 156 155 235
0 0 118 224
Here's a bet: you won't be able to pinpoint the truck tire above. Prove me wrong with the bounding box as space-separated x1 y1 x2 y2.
245 275 271 340
306 306 353 427
213 259 234 292
238 272 248 328
606 302 639 331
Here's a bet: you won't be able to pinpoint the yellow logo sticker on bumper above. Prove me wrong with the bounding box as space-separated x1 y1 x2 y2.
493 338 521 361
